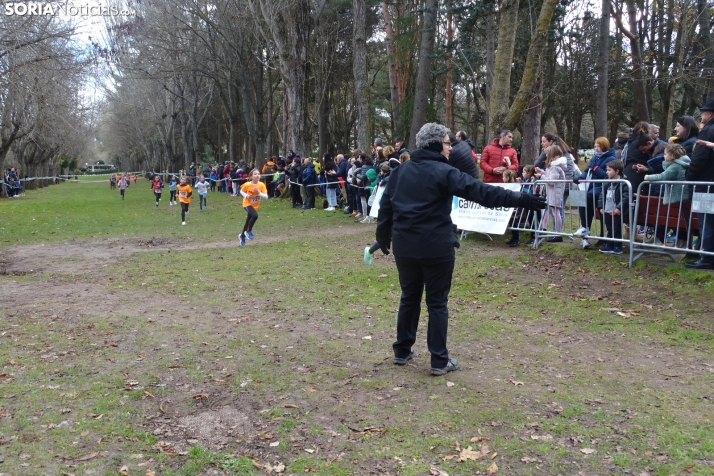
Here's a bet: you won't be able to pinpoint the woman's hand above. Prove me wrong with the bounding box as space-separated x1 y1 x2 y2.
633 164 647 173
695 139 714 148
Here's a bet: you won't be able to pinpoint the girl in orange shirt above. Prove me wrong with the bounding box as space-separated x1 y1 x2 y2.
177 176 193 225
239 169 268 246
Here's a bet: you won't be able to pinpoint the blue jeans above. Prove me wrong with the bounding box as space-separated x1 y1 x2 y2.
326 188 337 207
698 213 714 263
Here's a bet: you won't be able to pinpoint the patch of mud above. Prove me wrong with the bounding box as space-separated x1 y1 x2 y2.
135 237 175 247
153 406 252 452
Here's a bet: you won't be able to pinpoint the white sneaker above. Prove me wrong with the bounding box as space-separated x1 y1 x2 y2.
574 227 588 237
324 207 334 211
582 238 591 249
182 221 186 225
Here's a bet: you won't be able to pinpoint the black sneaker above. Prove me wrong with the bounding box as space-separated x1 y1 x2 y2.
546 236 563 243
394 350 415 365
431 357 459 376
509 240 520 247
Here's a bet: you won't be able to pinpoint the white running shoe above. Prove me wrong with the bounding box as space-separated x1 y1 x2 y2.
582 238 591 249
574 227 588 237
182 221 186 225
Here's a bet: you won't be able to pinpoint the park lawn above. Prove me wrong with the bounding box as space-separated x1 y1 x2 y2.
0 181 712 475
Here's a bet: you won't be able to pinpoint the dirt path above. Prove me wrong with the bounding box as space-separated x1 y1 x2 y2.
0 225 371 276
1 233 713 475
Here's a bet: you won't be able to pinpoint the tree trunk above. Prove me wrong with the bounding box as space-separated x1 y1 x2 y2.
610 29 623 142
354 0 370 152
445 12 454 130
488 0 519 135
502 0 558 131
318 89 329 158
484 7 496 146
595 0 609 137
521 73 543 165
409 0 439 147
696 0 714 97
613 0 650 121
383 1 401 137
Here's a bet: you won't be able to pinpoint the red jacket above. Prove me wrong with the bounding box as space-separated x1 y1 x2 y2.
479 138 519 183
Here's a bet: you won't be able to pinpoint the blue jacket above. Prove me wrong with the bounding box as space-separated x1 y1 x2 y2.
578 148 616 195
301 163 317 185
675 135 697 156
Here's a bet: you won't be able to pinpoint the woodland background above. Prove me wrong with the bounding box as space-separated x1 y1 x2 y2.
1 0 713 182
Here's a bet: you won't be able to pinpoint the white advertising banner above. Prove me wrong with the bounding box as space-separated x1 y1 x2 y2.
449 183 520 235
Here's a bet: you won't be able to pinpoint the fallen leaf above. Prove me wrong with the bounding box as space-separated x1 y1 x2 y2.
521 456 538 463
270 441 280 447
683 465 696 472
284 404 298 408
119 465 130 476
362 336 372 340
304 448 315 454
580 448 596 454
143 391 155 398
470 436 490 443
251 461 262 470
487 462 498 473
446 381 455 387
491 452 498 459
145 471 156 476
458 446 484 462
430 466 449 476
530 434 553 441
510 380 524 386
191 393 208 399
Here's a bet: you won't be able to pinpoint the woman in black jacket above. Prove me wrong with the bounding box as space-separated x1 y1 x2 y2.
375 123 546 376
673 116 699 155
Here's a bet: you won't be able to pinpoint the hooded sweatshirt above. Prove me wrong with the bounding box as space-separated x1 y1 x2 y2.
645 155 692 204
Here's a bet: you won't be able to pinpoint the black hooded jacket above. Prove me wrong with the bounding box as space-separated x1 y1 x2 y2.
376 148 525 259
448 141 479 179
685 118 714 191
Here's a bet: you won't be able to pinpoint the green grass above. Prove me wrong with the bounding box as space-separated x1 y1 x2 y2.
1 182 713 475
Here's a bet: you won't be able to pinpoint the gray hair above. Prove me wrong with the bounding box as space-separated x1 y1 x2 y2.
415 123 451 149
500 129 512 138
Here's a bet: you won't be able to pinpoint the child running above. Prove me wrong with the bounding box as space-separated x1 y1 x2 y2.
118 174 128 200
177 176 192 225
238 169 268 246
152 175 163 207
195 174 210 211
168 176 178 205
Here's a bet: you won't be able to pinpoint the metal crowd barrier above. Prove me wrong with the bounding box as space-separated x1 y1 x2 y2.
505 178 714 268
628 180 714 266
508 179 632 251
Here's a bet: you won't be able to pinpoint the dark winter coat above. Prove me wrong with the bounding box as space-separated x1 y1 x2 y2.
448 140 479 179
301 163 317 186
578 148 616 195
685 119 714 192
375 148 525 259
675 134 698 156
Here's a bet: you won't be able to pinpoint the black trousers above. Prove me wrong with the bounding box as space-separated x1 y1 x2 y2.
305 184 315 209
181 202 189 221
393 254 455 368
290 183 302 205
604 211 622 240
242 206 258 234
